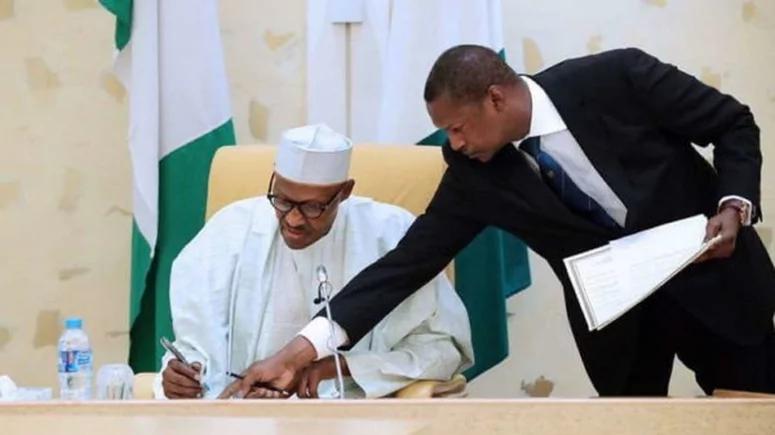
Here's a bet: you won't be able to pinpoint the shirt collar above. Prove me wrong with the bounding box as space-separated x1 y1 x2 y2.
515 76 567 145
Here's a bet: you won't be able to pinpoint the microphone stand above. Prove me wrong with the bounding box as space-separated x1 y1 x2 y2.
316 265 346 399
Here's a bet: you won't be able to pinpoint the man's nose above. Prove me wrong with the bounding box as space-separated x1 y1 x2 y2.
448 133 466 152
283 207 306 226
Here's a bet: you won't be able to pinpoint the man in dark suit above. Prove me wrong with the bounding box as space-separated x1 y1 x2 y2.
222 45 775 398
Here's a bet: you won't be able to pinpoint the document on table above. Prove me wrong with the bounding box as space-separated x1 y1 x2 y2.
564 215 722 331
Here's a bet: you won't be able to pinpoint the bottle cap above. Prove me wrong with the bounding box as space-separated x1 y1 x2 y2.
64 317 83 330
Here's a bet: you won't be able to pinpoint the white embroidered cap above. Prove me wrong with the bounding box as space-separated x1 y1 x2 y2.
275 123 353 185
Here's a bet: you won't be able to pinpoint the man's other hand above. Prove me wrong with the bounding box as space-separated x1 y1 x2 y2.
297 356 350 399
696 207 742 263
217 336 317 399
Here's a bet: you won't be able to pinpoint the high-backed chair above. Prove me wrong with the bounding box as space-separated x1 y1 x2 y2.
134 144 466 399
206 144 446 219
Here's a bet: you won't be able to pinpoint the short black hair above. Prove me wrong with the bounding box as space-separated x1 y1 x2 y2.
424 44 519 104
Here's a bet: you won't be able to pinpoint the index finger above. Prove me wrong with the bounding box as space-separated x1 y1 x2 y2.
217 379 242 399
703 220 721 243
695 231 727 263
238 370 271 398
169 359 201 382
694 251 711 264
245 387 289 399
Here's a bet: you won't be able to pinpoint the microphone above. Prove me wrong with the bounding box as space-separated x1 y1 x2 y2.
316 265 328 283
314 265 328 304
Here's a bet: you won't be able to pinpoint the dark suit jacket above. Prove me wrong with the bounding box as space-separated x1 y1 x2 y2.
324 48 775 394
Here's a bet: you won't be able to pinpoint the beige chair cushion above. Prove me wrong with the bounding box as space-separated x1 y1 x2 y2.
394 374 468 399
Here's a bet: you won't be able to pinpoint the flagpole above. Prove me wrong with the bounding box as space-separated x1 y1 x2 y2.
345 22 352 137
327 0 363 138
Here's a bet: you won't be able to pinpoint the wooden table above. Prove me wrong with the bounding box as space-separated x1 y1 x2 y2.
1 398 774 434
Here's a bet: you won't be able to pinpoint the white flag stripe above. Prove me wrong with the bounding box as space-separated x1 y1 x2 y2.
112 0 232 248
306 0 349 136
307 0 503 144
159 0 231 157
114 0 161 248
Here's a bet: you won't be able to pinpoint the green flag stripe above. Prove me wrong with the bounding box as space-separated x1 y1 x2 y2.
129 219 151 325
129 120 236 372
455 229 531 379
99 0 133 50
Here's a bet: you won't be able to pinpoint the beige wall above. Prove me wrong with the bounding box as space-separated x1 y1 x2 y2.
220 0 306 145
0 1 130 390
0 0 772 397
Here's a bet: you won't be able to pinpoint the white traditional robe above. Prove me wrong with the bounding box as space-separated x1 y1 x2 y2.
154 196 474 398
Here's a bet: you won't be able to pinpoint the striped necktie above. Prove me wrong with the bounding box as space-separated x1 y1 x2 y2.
520 136 620 229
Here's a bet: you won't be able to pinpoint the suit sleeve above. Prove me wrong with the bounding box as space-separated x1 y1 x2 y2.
321 168 485 346
616 47 762 221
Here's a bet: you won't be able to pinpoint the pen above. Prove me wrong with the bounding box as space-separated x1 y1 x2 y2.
160 337 190 366
160 337 209 393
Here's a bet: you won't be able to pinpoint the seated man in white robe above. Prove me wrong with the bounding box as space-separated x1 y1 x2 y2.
155 124 474 399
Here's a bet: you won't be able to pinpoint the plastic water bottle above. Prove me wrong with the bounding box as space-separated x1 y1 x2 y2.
57 317 93 400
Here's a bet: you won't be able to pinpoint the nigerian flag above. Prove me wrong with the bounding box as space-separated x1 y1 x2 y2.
308 0 530 380
100 0 235 371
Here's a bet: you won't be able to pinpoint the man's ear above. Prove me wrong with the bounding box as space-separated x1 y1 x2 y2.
341 179 355 200
488 85 507 112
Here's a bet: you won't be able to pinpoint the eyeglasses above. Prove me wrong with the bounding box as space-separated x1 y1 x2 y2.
266 173 344 219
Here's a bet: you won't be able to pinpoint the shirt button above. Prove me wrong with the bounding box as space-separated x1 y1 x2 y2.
546 170 555 179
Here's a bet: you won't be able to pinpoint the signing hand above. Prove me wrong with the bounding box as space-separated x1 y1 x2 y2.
297 356 350 399
695 207 742 263
162 360 203 399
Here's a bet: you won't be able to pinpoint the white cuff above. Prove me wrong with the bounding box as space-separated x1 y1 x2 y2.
718 195 753 226
297 317 349 360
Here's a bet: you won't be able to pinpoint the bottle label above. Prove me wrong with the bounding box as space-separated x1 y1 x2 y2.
58 350 93 373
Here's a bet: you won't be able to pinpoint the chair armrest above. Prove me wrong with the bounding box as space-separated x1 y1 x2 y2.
133 372 158 400
394 374 467 399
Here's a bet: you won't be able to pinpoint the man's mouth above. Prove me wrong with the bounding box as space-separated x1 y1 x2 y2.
283 226 305 238
469 151 492 162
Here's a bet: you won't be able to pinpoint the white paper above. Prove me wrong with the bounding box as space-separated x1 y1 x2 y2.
564 215 718 331
565 245 619 329
609 215 707 319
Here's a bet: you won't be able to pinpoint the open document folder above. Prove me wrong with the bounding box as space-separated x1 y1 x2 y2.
564 215 722 331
